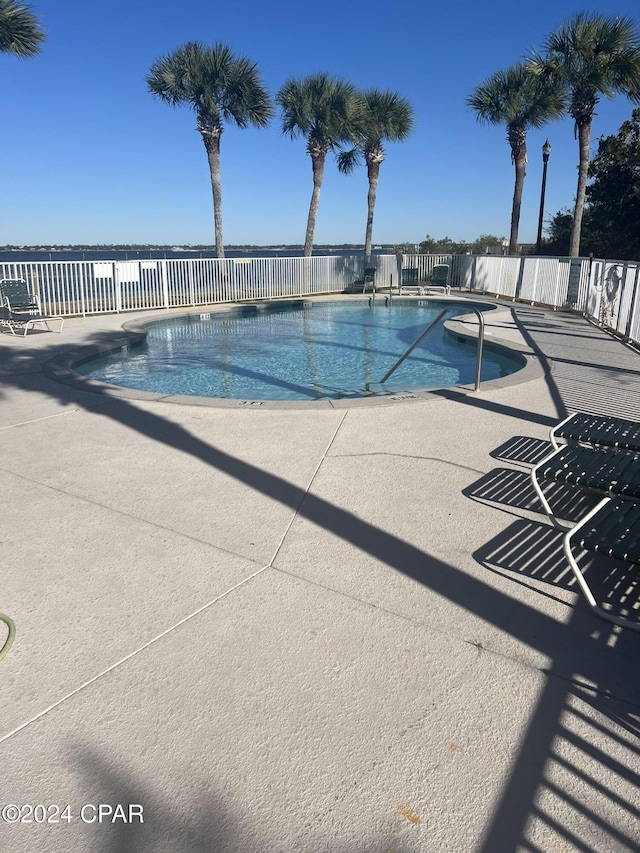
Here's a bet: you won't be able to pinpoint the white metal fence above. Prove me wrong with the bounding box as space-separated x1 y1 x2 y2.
456 254 593 308
0 255 396 318
455 254 640 348
2 252 640 350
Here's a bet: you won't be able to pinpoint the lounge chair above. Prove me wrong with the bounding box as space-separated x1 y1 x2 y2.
0 298 25 335
399 266 452 296
350 267 377 293
530 441 640 630
363 267 376 292
563 496 640 631
0 279 64 336
551 412 640 452
399 268 421 295
530 443 640 530
422 264 451 295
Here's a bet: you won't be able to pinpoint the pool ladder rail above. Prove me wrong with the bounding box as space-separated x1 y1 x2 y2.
365 303 485 393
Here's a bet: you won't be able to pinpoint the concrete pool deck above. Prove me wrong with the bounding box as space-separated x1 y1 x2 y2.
1 297 639 852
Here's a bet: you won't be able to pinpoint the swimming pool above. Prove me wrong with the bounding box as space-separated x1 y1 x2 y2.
76 300 523 401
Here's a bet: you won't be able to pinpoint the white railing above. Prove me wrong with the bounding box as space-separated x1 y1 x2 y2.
0 255 398 317
2 252 640 351
460 253 640 349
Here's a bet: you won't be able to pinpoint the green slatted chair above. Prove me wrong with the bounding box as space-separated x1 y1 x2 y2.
0 285 27 335
422 264 451 295
0 279 64 336
530 444 640 530
564 497 640 631
399 268 421 295
551 412 640 452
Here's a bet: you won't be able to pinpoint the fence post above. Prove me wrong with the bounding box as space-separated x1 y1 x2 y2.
233 260 239 302
530 259 538 305
188 259 195 306
76 263 86 316
551 258 562 310
114 263 122 313
625 264 640 340
160 260 169 308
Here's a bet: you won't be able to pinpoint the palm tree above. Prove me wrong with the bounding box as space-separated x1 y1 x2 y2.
337 89 414 267
0 0 45 58
276 73 361 257
530 13 640 256
146 42 273 258
467 64 565 254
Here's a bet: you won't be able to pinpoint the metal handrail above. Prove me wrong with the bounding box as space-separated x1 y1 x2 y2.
365 301 486 392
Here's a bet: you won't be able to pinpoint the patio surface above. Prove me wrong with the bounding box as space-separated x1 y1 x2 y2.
1 297 639 852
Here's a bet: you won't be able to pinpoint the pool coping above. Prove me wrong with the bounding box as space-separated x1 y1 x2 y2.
42 294 545 409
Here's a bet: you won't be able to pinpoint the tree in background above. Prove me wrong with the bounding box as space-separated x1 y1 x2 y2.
419 234 507 254
467 63 565 255
0 0 44 57
585 109 640 260
542 110 640 260
276 74 361 257
420 235 461 254
467 234 509 255
337 89 414 266
146 42 273 259
537 209 575 256
530 13 640 257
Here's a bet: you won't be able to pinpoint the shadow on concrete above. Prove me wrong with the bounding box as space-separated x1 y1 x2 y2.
490 435 553 467
430 386 561 430
71 743 422 853
2 322 640 852
510 307 640 420
475 518 575 594
464 466 601 523
473 515 640 620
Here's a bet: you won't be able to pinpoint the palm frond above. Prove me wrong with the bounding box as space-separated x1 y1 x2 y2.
467 63 565 130
358 89 414 147
146 42 273 129
534 13 640 111
276 73 361 149
336 147 361 174
0 0 44 58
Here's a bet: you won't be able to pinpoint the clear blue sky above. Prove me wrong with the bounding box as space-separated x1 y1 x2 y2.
2 0 639 247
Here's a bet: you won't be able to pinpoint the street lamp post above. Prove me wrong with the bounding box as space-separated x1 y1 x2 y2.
535 140 551 254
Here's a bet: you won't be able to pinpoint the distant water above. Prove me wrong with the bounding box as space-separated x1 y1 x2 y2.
0 248 392 262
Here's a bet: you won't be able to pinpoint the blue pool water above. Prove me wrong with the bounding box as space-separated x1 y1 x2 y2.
77 301 522 401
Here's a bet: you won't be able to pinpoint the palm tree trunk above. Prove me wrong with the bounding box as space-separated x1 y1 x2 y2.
304 151 325 258
508 131 527 255
364 155 381 267
202 128 225 259
570 118 592 257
